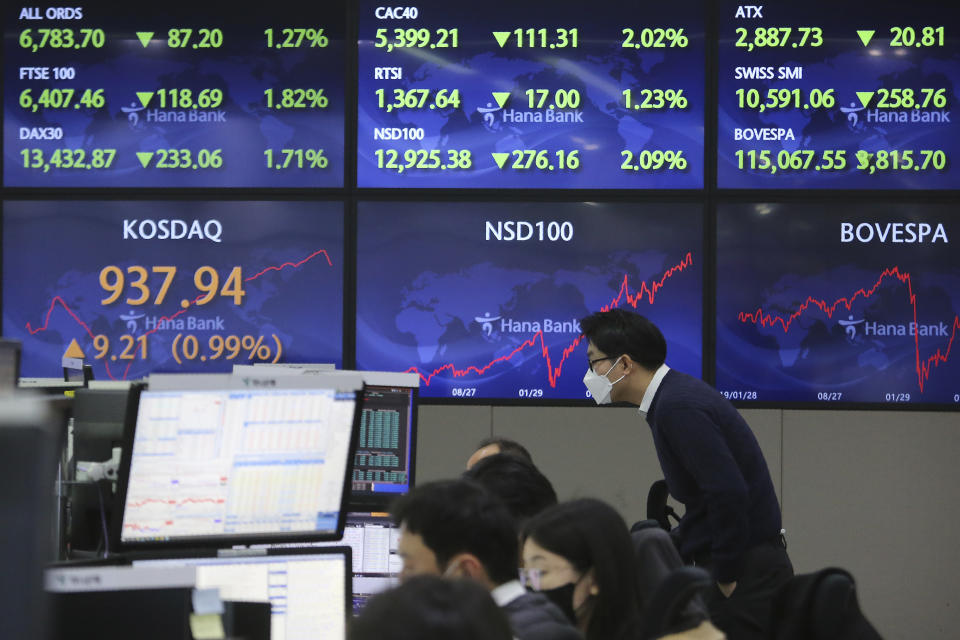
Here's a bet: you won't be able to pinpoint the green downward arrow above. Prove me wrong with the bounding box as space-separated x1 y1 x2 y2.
492 92 511 109
856 30 875 47
856 91 875 108
136 91 154 108
136 31 154 48
136 152 154 168
492 32 510 48
491 152 510 169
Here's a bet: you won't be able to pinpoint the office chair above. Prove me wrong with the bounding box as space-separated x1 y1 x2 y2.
639 566 713 639
770 567 882 640
647 479 682 531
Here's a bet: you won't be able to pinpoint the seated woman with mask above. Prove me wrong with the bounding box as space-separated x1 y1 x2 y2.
521 499 643 640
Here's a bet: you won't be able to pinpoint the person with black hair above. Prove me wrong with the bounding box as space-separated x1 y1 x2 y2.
392 479 583 640
463 453 558 524
521 498 642 640
349 575 514 640
466 435 534 470
579 308 791 640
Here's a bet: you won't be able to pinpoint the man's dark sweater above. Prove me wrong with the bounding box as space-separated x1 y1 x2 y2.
645 369 782 583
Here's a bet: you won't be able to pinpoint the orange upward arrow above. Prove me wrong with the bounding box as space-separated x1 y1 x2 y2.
63 338 85 359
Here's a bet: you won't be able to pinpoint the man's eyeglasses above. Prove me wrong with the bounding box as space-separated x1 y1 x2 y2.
588 356 612 373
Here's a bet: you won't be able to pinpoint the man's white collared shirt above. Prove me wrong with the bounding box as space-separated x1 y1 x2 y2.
638 363 670 419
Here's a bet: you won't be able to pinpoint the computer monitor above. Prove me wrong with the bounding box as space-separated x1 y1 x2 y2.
232 367 418 508
73 388 134 463
334 512 400 613
350 373 418 509
46 565 196 640
114 377 364 548
69 388 137 554
133 547 351 640
0 339 21 396
246 511 400 614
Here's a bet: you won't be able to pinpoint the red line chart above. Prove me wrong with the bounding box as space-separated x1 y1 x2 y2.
244 248 333 280
407 252 695 388
24 249 333 381
122 523 166 532
126 497 226 508
737 266 960 393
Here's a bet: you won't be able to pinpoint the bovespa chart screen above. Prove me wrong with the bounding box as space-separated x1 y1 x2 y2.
717 203 959 405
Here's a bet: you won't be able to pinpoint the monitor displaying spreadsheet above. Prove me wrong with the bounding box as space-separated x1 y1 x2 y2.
117 385 362 546
134 547 350 640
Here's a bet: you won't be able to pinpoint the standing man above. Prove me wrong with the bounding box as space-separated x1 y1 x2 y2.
579 309 792 640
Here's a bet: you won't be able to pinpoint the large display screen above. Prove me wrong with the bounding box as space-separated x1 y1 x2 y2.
718 0 960 189
356 201 702 401
716 203 960 405
357 0 705 188
3 1 345 187
3 201 344 380
3 2 958 410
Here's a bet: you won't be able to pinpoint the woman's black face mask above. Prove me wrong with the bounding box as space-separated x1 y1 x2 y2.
535 582 578 625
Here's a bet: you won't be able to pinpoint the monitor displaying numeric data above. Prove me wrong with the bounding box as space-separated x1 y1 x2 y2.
231 367 418 503
357 0 705 188
2 201 344 381
134 548 350 640
330 512 400 613
251 512 399 614
356 201 703 401
351 382 417 505
3 0 345 187
716 203 960 406
117 386 361 546
718 0 960 189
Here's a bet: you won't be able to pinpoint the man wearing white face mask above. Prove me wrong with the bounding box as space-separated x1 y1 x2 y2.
579 309 791 640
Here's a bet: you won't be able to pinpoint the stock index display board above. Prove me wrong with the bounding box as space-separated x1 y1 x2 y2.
3 1 346 187
718 0 960 189
3 201 345 380
2 2 959 409
717 203 959 405
356 201 702 401
357 0 705 188
5 1 959 191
